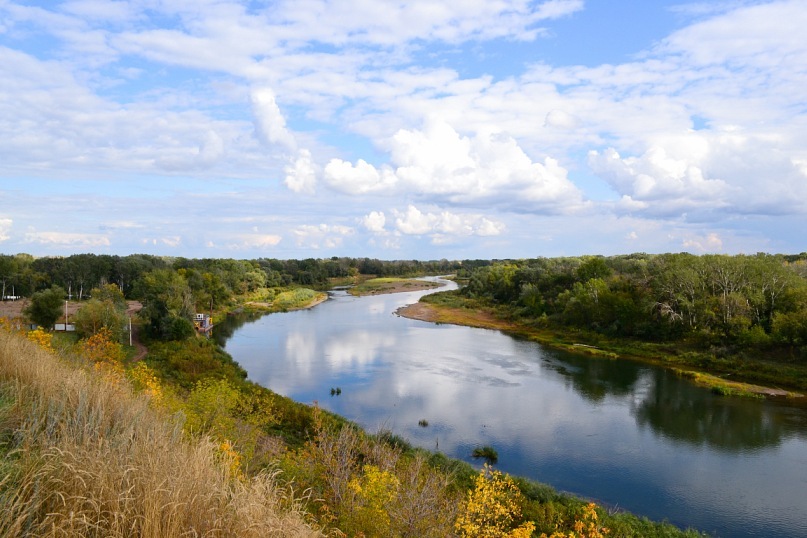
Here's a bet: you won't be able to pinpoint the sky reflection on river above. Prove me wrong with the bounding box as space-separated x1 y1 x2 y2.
219 281 807 538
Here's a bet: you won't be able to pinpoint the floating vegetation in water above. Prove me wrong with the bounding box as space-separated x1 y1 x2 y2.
472 445 498 464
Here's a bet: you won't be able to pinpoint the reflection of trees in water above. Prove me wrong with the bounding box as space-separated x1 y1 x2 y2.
633 369 789 452
545 351 807 453
212 311 264 345
543 350 642 402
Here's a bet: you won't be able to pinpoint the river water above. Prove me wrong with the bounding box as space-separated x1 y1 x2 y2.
218 279 807 538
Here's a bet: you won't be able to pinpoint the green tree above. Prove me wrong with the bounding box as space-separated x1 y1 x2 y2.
72 296 128 341
0 254 16 299
24 286 65 330
772 308 807 347
576 256 612 282
135 269 195 340
467 263 521 302
91 283 127 307
0 253 38 298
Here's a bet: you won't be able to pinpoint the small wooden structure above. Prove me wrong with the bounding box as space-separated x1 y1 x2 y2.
193 313 214 333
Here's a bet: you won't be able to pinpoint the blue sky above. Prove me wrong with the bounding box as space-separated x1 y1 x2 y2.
0 0 805 259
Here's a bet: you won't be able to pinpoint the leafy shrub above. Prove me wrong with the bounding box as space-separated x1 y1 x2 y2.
455 464 535 538
146 338 247 389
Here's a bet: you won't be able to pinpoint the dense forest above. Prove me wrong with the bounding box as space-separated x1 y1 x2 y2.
0 253 460 340
3 252 807 353
456 253 807 353
0 253 459 300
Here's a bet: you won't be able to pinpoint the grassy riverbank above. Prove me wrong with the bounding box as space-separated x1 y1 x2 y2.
0 328 320 537
400 290 806 399
1 294 710 537
347 276 442 296
240 287 328 313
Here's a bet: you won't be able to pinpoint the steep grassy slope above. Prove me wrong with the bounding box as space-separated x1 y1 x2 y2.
0 329 321 537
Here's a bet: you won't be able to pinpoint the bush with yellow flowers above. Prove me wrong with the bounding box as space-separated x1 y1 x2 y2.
455 464 536 538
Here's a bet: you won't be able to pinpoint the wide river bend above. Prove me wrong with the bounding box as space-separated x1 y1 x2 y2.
218 278 807 538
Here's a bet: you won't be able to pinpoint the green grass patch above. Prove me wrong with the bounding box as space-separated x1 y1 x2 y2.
471 445 499 463
272 287 321 311
349 277 439 296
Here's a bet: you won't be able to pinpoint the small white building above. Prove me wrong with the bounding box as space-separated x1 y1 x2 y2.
194 313 213 332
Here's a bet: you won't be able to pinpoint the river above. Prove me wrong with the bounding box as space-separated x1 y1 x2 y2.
217 278 807 538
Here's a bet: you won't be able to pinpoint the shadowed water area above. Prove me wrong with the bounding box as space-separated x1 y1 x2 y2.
217 279 807 538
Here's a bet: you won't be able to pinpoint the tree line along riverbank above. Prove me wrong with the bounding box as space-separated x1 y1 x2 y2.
401 254 807 399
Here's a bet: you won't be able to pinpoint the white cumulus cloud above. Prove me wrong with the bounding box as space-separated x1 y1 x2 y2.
589 146 728 204
590 127 807 218
361 211 387 233
323 158 397 195
251 87 296 151
392 205 505 243
292 223 354 249
322 120 584 213
0 218 11 242
285 149 318 194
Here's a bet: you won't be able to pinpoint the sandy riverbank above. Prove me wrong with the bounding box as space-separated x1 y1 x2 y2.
349 278 443 296
396 301 515 331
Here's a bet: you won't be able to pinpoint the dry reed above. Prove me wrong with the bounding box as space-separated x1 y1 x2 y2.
0 329 322 537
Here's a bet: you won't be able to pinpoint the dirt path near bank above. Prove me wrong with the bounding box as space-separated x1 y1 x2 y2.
125 301 147 362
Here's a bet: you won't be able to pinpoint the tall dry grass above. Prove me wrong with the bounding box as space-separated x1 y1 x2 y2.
0 329 322 537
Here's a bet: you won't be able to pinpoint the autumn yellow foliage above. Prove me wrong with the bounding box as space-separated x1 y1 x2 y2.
455 464 536 538
348 464 401 536
77 326 126 384
127 361 166 406
26 326 54 351
542 502 609 538
218 438 246 482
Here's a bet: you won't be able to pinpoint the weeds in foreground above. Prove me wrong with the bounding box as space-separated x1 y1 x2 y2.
283 407 460 537
0 316 710 537
0 328 321 537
